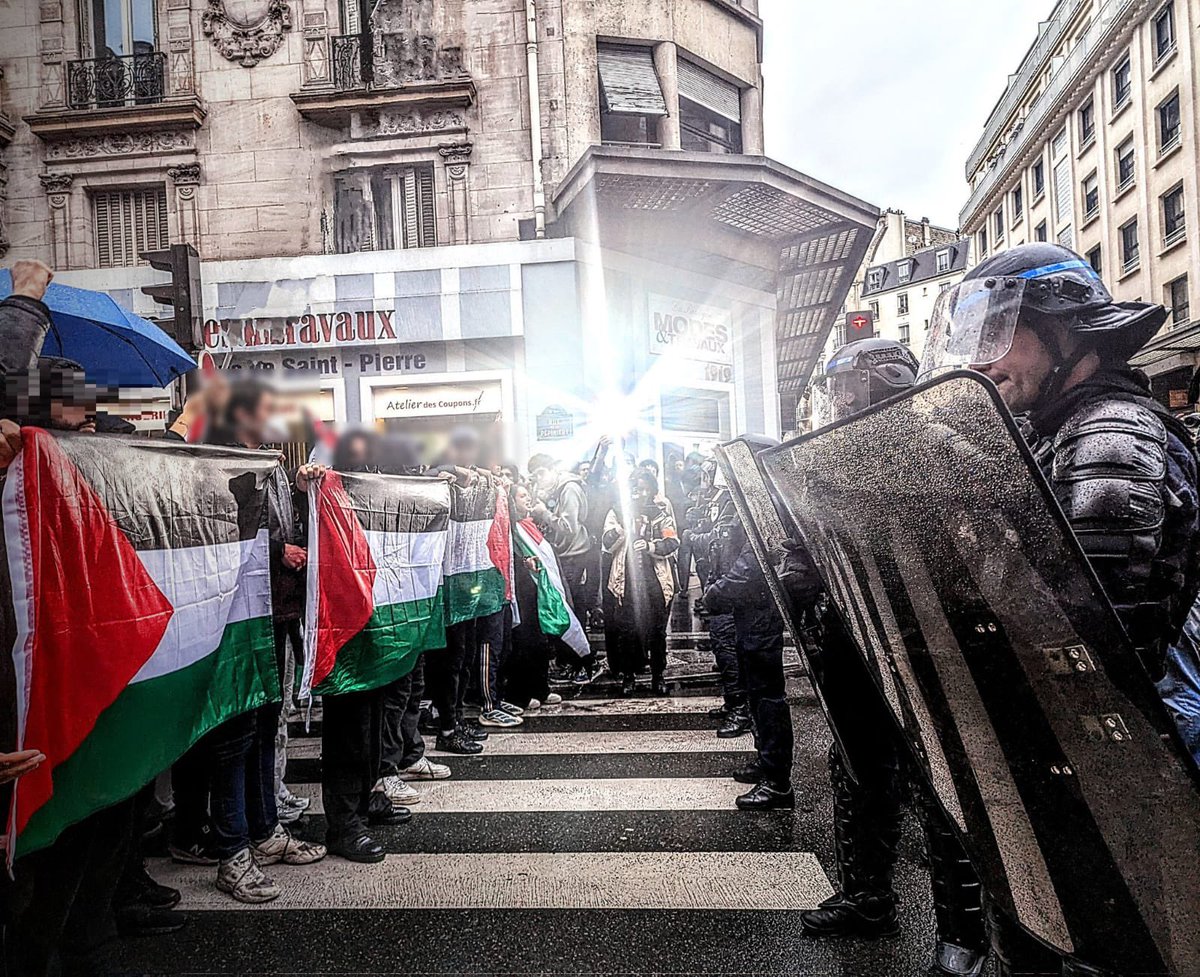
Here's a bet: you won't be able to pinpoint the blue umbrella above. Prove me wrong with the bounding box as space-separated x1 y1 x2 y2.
0 270 195 388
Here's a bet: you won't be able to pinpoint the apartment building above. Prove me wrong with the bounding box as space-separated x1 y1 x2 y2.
960 0 1199 403
0 0 878 456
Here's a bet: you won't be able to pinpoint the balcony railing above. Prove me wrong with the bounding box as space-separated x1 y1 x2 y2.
66 52 166 110
331 33 387 92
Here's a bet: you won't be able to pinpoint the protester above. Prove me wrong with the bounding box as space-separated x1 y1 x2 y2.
602 470 678 696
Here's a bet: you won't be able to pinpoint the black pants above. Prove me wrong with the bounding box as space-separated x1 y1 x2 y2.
708 612 745 708
380 655 427 776
430 619 473 734
557 552 596 667
475 609 508 714
321 687 384 840
733 606 792 784
2 798 134 977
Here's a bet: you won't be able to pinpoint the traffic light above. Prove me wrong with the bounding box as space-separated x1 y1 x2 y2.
140 243 202 352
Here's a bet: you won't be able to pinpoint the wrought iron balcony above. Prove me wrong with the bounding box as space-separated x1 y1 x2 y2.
66 52 166 110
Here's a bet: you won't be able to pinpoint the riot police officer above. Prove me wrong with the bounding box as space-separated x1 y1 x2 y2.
686 462 752 737
920 242 1200 976
796 339 990 977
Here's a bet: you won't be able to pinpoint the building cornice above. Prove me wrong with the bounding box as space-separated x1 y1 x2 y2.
25 97 206 141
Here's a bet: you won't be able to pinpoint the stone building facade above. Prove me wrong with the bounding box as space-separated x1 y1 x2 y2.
960 0 1200 403
0 0 878 459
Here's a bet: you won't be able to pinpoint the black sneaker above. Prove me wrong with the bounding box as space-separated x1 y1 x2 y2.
461 722 489 741
417 706 439 734
736 781 795 811
117 861 181 910
800 890 899 939
327 832 385 864
436 730 483 755
716 706 753 739
571 667 594 685
169 838 219 866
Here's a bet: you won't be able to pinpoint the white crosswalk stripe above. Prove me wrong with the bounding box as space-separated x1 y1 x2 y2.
157 694 832 914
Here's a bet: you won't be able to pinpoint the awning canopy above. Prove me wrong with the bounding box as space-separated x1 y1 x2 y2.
550 147 879 398
598 46 668 116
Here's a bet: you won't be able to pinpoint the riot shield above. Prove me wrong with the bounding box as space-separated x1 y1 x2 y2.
758 371 1200 974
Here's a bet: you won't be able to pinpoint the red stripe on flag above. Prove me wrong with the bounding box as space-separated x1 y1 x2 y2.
311 472 376 689
486 485 514 601
14 429 173 838
518 517 544 546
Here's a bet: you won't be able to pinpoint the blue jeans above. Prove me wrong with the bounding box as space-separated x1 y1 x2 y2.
206 703 281 860
1158 605 1200 768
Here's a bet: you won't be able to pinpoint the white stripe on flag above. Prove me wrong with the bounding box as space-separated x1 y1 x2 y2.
444 518 496 575
131 530 272 684
364 529 446 608
515 523 590 658
2 451 34 865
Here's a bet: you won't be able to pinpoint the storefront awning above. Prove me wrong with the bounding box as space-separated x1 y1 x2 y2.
550 147 879 397
598 47 668 116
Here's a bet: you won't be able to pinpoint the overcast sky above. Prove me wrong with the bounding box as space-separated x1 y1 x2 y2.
760 0 1054 230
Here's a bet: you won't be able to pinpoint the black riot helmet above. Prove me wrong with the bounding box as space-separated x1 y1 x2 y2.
819 338 919 424
919 243 1168 382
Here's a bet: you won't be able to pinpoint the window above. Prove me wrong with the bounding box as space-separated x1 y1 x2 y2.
1162 183 1186 245
1012 185 1023 222
899 322 911 346
866 268 884 290
88 0 156 58
1086 244 1102 276
1154 3 1176 62
334 164 436 254
1035 220 1048 242
1116 137 1135 190
678 60 742 154
939 281 954 294
1168 275 1190 325
1158 91 1181 154
598 45 666 147
1082 172 1099 219
993 208 1005 240
1053 158 1073 225
92 184 168 268
76 0 161 107
897 292 909 315
935 248 951 273
1078 98 1095 145
897 260 912 283
1120 218 1140 272
869 300 880 318
1112 56 1132 109
1052 126 1068 158
979 227 988 256
1032 159 1046 198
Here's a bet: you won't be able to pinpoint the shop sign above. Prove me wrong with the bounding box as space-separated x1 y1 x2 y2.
535 405 574 441
374 382 503 419
648 295 733 365
203 310 414 352
226 348 432 377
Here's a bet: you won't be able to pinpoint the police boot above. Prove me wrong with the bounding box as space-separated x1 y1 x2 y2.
924 810 987 976
801 746 901 940
716 704 753 739
987 901 1062 977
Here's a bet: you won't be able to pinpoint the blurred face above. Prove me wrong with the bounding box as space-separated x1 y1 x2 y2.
343 435 370 468
970 323 1057 413
50 401 94 432
237 390 278 443
577 461 591 480
631 478 654 506
512 484 532 518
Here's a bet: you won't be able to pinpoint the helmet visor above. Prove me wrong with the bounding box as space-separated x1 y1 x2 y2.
918 278 1027 379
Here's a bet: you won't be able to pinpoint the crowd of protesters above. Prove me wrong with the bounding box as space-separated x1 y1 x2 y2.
0 260 794 977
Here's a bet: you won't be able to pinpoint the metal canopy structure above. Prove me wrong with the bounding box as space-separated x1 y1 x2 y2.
550 147 879 407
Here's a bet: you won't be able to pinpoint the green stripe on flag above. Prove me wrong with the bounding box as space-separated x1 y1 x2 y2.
17 616 278 857
445 568 506 625
314 591 447 696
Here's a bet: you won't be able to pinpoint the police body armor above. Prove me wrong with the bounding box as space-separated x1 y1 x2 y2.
727 372 1200 976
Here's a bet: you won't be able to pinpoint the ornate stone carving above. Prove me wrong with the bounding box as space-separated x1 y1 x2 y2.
438 141 473 175
168 163 202 185
44 131 194 160
202 0 293 67
369 0 470 87
39 172 73 197
364 107 465 138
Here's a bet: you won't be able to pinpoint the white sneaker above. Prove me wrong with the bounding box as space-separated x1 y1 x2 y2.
544 693 563 706
526 698 542 711
216 848 280 904
479 708 523 727
399 756 451 781
251 824 327 866
499 701 525 716
376 774 421 806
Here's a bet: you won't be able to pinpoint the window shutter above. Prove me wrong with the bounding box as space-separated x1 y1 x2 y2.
1057 225 1074 249
1053 159 1073 226
400 167 419 250
92 185 170 268
678 59 741 122
597 45 667 116
417 166 436 246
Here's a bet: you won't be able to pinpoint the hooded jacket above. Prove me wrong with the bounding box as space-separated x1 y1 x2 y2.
535 472 592 559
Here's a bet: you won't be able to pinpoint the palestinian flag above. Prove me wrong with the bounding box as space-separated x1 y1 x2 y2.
514 518 591 659
443 476 512 625
302 471 450 698
3 430 279 860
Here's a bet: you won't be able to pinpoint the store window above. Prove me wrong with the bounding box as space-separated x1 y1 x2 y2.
1167 275 1189 325
334 164 435 254
92 184 168 268
598 44 666 146
1162 183 1186 246
678 60 742 154
1158 90 1181 154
